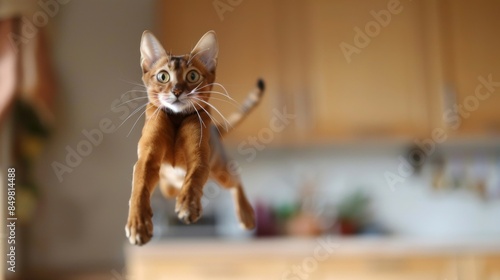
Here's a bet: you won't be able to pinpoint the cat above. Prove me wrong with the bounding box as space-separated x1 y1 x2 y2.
125 30 265 245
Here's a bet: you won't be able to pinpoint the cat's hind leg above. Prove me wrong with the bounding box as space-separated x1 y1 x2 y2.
210 159 255 230
231 182 256 230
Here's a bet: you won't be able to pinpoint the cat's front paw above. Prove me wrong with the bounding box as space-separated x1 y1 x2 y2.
125 205 153 246
175 191 202 224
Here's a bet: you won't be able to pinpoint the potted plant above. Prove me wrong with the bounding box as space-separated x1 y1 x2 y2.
336 190 370 235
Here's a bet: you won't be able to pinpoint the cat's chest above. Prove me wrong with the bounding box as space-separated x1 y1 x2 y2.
161 164 186 189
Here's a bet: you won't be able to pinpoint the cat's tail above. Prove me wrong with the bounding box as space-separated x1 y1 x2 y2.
217 79 265 137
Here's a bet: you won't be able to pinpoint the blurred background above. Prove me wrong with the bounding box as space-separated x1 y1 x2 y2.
1 0 500 279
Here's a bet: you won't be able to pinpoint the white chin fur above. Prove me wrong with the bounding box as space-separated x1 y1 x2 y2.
160 100 190 113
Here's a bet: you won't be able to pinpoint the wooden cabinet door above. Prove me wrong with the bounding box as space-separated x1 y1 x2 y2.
307 0 433 142
440 0 500 136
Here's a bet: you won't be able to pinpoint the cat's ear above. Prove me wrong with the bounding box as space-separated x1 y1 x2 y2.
140 30 167 72
190 30 218 71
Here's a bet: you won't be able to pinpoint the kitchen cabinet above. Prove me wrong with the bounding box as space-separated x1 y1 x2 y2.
156 1 435 145
126 238 500 280
306 0 436 142
439 0 500 137
156 0 499 145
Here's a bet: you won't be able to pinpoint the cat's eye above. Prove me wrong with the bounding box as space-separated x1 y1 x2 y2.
156 71 170 83
186 70 201 83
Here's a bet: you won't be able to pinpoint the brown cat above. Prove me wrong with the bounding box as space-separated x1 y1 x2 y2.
125 30 264 245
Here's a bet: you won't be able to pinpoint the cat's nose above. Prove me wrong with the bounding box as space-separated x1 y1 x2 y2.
171 84 185 96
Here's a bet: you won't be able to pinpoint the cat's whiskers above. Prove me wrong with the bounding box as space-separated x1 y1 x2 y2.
196 82 226 91
188 82 235 98
191 83 234 101
152 104 163 122
119 79 148 89
188 82 240 107
190 98 224 137
119 89 148 101
126 106 150 137
118 102 149 130
188 100 207 129
189 90 239 104
190 96 230 131
111 96 150 110
121 88 148 94
196 82 231 97
188 100 206 147
202 96 240 108
192 81 205 93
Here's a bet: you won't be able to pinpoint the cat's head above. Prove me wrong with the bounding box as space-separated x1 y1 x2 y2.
140 30 218 114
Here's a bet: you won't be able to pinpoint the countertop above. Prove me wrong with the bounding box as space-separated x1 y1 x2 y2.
125 236 500 258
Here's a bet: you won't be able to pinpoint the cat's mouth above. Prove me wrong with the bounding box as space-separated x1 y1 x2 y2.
170 96 188 107
158 93 191 113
